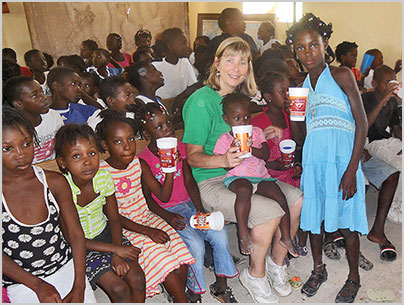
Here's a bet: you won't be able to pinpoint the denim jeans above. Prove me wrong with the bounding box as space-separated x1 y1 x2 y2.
167 200 238 294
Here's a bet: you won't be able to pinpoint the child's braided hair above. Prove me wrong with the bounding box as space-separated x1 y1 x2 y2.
95 109 139 152
285 13 335 63
126 102 168 133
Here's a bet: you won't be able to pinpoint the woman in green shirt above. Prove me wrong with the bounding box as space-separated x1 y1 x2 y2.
182 37 303 303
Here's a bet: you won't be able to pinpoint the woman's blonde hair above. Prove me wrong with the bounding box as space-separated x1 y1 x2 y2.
206 37 257 97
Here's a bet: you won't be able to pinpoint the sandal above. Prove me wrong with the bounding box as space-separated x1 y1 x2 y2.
380 241 397 261
301 264 328 297
358 252 373 270
185 289 202 303
209 282 238 303
323 241 341 260
293 236 308 256
335 279 361 303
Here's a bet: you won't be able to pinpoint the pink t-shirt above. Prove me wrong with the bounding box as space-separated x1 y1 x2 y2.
107 53 132 68
252 109 300 188
213 126 270 178
138 141 190 208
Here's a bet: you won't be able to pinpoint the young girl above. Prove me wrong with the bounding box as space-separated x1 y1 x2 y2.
98 76 138 112
95 109 195 302
285 13 368 302
135 103 239 303
252 72 303 189
54 124 146 303
335 41 363 91
213 93 298 258
2 107 96 303
126 61 169 113
106 33 132 69
86 48 123 82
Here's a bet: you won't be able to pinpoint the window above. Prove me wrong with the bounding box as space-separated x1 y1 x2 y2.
243 2 302 23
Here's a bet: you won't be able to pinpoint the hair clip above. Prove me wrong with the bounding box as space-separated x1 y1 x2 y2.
138 67 147 76
140 118 147 124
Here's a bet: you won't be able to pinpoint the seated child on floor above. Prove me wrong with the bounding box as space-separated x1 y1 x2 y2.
134 103 239 303
2 107 95 303
4 76 64 164
95 109 195 302
54 124 146 303
214 93 298 257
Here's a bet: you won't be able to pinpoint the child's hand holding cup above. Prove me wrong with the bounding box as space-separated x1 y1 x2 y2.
289 88 309 121
156 137 178 173
232 125 253 158
190 211 225 231
279 139 296 168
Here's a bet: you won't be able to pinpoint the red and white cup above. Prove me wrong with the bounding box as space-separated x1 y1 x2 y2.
232 125 252 158
289 87 309 121
389 80 402 99
279 139 296 168
156 137 177 173
190 211 224 231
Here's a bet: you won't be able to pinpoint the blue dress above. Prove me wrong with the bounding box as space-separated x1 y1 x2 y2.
300 65 368 235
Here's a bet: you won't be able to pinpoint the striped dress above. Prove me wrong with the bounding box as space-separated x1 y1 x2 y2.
99 158 195 298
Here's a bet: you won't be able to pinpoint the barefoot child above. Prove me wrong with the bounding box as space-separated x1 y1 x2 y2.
2 107 95 303
134 103 238 303
286 13 368 302
213 93 298 257
54 124 146 302
95 109 195 302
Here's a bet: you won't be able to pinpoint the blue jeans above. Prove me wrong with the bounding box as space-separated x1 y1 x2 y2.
167 200 238 294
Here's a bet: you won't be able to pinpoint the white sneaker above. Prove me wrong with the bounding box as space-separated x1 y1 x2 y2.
239 268 279 303
265 256 292 297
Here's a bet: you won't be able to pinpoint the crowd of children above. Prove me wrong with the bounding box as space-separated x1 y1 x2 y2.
2 8 402 304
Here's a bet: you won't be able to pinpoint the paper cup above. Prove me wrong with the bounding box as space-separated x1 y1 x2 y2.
289 88 309 121
360 54 375 74
156 137 177 173
232 125 252 158
190 211 224 231
279 139 296 168
389 80 402 99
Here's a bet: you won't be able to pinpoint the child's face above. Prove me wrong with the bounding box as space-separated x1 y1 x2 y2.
371 51 384 69
136 36 151 48
107 83 136 112
106 36 120 51
2 125 34 175
27 52 48 73
374 70 396 94
341 48 358 68
294 29 327 71
57 136 100 183
145 64 164 87
80 43 93 60
143 111 175 141
223 101 251 127
266 79 289 110
137 52 153 63
92 51 108 68
59 73 82 103
170 34 191 58
102 121 137 168
286 58 300 81
15 80 50 115
80 77 98 97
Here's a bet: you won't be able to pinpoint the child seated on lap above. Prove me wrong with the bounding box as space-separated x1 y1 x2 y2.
213 93 298 257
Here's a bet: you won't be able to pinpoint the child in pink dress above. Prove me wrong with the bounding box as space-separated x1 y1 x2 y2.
251 71 303 188
214 93 298 257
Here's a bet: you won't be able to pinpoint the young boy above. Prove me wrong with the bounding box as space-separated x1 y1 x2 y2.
24 49 51 96
4 75 64 164
335 41 363 90
152 28 197 100
47 67 101 129
86 48 123 82
3 47 32 77
79 71 107 109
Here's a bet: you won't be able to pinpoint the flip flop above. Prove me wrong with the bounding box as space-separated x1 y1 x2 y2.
380 241 397 262
367 288 395 302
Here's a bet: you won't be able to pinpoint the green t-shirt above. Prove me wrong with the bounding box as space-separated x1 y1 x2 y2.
182 85 230 183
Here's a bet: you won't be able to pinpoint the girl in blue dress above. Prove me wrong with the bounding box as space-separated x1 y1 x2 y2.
285 13 368 303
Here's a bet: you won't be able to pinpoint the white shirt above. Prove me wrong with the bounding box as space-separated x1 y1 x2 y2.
33 109 64 164
258 38 282 55
364 69 374 90
152 58 197 100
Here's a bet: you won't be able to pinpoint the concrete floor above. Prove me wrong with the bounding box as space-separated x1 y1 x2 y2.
94 185 402 303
